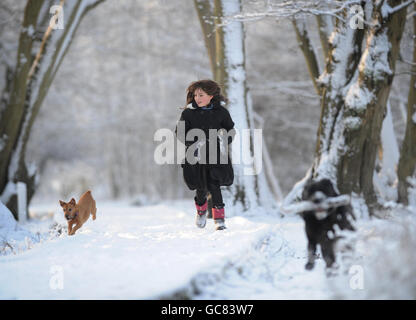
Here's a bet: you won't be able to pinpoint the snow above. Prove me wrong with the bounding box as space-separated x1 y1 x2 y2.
343 116 362 131
412 112 416 124
350 193 370 219
0 201 19 235
0 201 39 255
0 201 273 299
373 101 399 201
359 29 392 80
330 209 416 299
345 81 374 113
193 217 331 299
3 201 309 300
1 199 415 299
321 25 357 100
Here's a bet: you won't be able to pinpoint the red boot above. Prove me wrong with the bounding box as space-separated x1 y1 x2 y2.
212 206 226 231
195 200 208 228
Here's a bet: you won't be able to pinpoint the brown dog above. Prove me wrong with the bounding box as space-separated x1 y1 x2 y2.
59 190 97 235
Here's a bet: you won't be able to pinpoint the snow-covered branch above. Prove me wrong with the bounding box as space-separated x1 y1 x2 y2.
382 0 415 17
223 0 362 24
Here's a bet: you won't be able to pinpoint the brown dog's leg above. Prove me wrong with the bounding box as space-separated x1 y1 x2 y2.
68 222 73 235
92 200 97 220
70 223 83 235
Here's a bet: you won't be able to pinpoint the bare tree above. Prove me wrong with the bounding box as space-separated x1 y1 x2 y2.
227 0 412 213
311 0 409 212
0 0 104 219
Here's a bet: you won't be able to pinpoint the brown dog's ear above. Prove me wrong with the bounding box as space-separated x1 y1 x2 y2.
69 198 76 205
59 200 65 207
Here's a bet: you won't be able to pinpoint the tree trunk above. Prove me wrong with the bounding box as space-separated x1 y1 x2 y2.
312 6 365 177
193 0 217 78
0 0 105 220
397 2 416 205
337 0 407 208
312 0 408 213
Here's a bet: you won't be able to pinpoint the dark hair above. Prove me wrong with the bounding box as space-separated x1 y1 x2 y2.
184 79 227 107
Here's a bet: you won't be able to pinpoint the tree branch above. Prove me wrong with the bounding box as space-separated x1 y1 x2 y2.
384 0 415 16
316 13 334 61
291 17 323 95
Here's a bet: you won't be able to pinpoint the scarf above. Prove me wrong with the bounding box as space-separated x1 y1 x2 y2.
192 100 214 110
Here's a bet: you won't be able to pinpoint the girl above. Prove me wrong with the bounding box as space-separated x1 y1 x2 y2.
175 80 235 231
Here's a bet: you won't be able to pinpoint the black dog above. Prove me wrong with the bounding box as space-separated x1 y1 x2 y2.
301 179 355 270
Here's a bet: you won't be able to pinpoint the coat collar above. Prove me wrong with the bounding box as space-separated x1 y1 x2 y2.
185 100 225 110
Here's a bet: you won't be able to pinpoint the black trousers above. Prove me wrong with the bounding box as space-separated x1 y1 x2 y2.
194 166 224 208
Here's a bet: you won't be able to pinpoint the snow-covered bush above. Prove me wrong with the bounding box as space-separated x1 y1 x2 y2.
0 201 39 255
330 208 416 299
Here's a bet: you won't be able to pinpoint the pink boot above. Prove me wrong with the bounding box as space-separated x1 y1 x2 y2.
195 200 208 228
212 206 226 231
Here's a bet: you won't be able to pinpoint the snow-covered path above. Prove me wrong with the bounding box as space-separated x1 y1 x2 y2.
192 217 332 300
2 201 415 299
0 202 277 299
0 200 347 300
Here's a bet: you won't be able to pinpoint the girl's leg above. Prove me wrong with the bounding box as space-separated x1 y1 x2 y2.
207 180 223 208
207 179 226 230
195 189 207 206
195 165 208 206
194 189 208 228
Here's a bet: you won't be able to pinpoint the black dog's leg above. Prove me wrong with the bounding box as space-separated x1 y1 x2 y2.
321 239 336 268
305 240 317 270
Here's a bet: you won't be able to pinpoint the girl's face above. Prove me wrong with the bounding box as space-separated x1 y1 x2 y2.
194 88 213 107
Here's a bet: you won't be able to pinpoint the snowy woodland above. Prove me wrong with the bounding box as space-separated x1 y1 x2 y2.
0 0 416 300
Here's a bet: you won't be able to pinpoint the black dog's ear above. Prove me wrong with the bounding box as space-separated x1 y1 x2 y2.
320 179 338 197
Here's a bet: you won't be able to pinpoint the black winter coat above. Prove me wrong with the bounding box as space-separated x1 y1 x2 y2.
175 100 235 190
